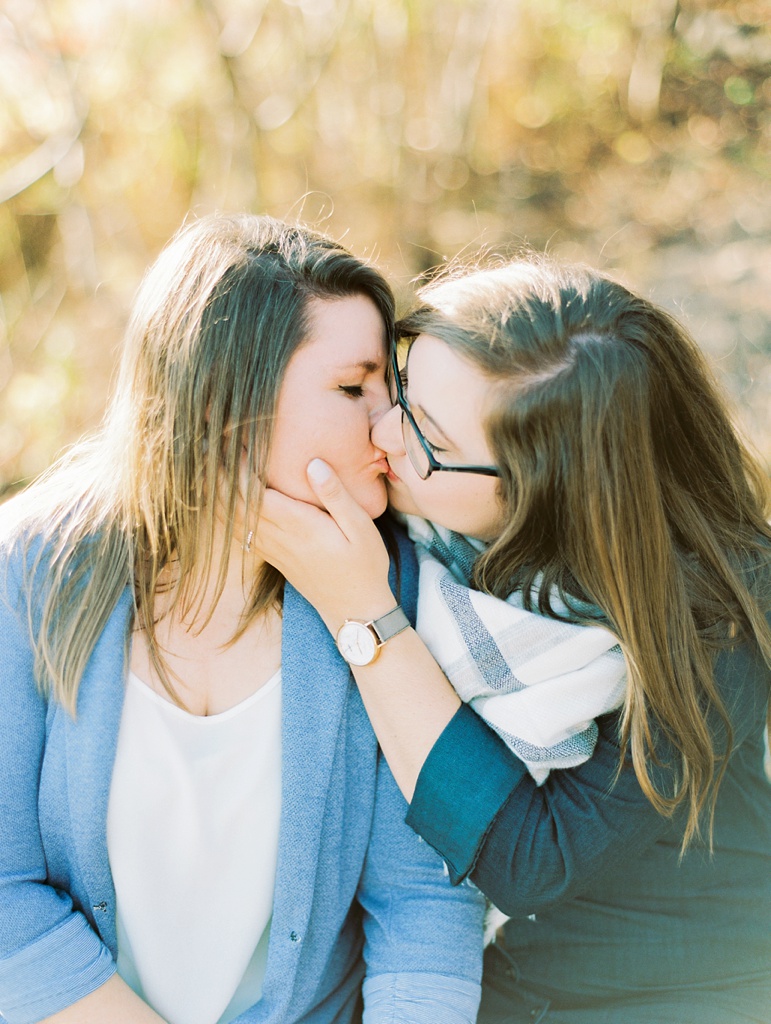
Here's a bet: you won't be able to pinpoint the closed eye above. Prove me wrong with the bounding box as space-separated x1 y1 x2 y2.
423 434 448 455
339 384 365 398
400 370 449 454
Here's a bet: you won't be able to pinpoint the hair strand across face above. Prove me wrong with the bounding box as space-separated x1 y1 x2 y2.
6 213 395 713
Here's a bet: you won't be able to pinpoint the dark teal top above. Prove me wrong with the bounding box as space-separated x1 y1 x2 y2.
407 624 771 1022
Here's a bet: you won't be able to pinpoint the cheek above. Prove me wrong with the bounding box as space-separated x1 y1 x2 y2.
269 393 344 485
387 473 449 522
265 407 320 498
402 477 504 540
313 404 370 469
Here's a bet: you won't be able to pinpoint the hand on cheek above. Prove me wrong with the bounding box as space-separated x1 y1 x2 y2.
254 460 395 632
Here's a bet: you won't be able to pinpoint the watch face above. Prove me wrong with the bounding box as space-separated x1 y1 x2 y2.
337 621 378 666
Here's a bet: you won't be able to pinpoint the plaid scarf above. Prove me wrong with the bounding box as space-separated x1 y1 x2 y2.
405 516 627 784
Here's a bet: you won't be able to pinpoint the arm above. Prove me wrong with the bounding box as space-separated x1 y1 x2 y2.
357 751 484 1024
254 463 770 917
254 468 462 800
407 702 666 913
345 626 461 802
255 464 621 801
261 498 483 1020
0 556 166 1024
410 617 770 917
40 976 166 1024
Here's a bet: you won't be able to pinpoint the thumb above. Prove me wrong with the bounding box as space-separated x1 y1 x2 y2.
306 459 371 538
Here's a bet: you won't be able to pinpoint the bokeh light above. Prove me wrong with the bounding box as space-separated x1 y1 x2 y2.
1 0 769 492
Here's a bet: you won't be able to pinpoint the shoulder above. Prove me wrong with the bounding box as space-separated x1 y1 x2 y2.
0 491 111 638
0 496 48 616
747 541 771 617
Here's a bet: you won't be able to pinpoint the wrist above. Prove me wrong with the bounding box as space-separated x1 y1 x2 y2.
335 603 410 667
322 589 399 636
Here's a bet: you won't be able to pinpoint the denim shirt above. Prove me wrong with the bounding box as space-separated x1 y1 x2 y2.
407 626 771 1018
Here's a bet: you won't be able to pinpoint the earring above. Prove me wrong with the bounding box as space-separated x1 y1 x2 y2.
244 530 253 552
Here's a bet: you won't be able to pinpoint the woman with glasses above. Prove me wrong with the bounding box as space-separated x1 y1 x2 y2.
256 257 771 1023
0 214 485 1024
379 330 628 812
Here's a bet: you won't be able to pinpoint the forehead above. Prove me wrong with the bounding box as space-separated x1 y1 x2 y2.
300 294 386 367
405 333 495 462
409 335 491 410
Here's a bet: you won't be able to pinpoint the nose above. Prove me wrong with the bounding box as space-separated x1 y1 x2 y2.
371 403 404 456
369 395 392 428
368 372 394 428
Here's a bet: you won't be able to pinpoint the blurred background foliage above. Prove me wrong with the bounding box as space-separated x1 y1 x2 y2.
0 0 769 494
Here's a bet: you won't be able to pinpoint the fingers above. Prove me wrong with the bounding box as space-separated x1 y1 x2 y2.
254 491 332 567
257 487 316 528
252 488 318 547
306 459 372 540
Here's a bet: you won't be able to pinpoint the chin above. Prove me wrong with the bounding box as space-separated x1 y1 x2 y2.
384 481 421 518
357 480 389 520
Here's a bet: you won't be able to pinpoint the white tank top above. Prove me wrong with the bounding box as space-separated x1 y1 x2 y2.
106 668 282 1024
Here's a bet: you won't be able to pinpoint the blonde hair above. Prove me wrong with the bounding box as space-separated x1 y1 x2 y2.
7 213 394 714
400 257 771 849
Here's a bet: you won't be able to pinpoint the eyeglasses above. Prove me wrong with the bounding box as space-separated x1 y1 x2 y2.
390 341 501 481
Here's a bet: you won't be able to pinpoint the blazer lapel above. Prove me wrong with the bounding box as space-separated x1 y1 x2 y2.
260 583 352 1003
63 586 133 955
62 582 353 1005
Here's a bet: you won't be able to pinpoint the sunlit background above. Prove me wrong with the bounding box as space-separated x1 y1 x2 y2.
1 0 769 494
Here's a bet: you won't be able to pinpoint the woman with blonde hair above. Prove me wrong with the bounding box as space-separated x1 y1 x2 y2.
257 256 771 1023
0 213 485 1024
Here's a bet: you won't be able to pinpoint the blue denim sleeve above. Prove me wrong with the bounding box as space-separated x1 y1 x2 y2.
362 973 481 1024
357 751 485 1012
0 916 116 1024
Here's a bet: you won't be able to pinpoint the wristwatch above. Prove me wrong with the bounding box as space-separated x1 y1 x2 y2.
336 605 410 666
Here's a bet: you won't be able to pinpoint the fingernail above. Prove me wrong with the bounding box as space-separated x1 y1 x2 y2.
307 459 331 484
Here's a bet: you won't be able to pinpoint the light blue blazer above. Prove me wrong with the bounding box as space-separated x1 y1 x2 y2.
0 529 484 1024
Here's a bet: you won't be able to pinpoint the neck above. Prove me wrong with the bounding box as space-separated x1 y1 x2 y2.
131 516 283 715
151 514 273 639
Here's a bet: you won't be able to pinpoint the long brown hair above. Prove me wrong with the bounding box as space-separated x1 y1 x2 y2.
400 258 771 848
5 213 395 713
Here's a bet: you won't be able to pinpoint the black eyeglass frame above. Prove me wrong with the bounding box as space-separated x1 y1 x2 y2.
390 341 501 480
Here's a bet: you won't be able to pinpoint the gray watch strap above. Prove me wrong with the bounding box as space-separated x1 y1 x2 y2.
370 605 410 644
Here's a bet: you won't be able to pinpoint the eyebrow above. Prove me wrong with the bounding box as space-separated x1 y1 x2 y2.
412 400 460 450
336 359 383 374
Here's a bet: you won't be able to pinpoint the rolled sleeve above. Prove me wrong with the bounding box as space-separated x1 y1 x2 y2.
358 750 485 998
0 914 116 1024
405 703 528 883
363 972 480 1024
